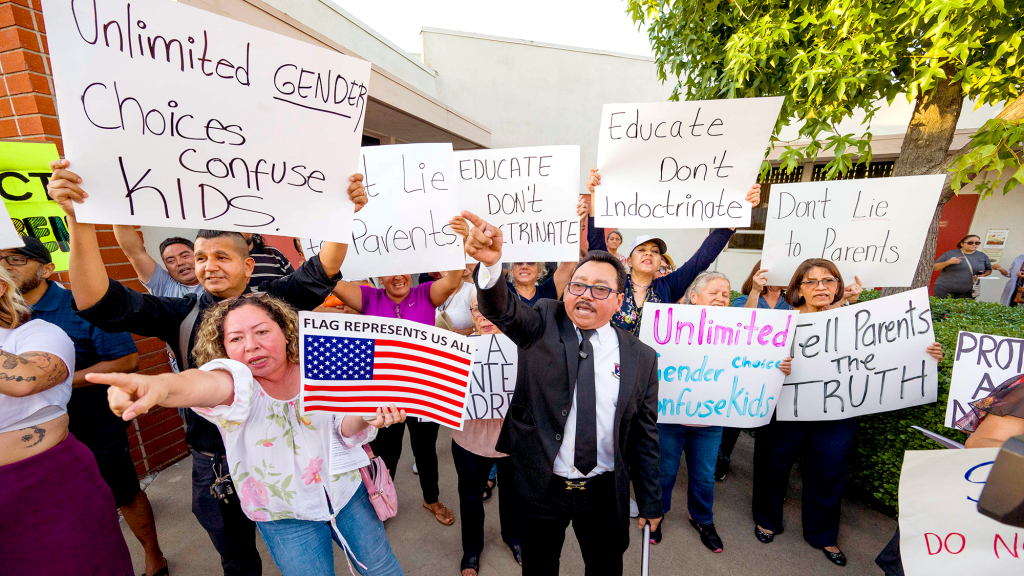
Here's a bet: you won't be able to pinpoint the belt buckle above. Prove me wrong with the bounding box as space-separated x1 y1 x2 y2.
565 480 587 490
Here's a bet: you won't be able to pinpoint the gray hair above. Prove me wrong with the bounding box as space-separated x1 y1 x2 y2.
505 262 550 285
682 271 730 304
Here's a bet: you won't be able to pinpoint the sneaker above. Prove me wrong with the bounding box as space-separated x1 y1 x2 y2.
629 498 639 518
412 462 419 474
649 522 662 545
714 455 730 481
690 519 724 552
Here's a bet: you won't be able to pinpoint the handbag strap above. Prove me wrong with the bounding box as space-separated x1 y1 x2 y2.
961 250 975 277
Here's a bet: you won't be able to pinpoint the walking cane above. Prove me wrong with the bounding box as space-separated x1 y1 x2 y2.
641 524 650 576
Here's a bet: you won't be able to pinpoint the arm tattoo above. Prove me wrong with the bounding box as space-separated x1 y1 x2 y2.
19 425 45 448
0 351 67 388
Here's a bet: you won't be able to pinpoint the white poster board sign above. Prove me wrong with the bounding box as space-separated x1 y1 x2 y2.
946 331 1024 429
299 312 474 430
638 304 798 426
593 97 783 229
761 175 944 288
899 448 1023 576
0 201 24 249
42 0 370 241
778 288 938 420
465 334 518 420
454 146 580 263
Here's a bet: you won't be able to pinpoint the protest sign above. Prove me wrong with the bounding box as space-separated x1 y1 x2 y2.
0 141 68 268
42 0 370 242
464 333 518 420
946 331 1024 430
639 303 797 426
777 287 938 420
454 146 580 262
760 175 944 287
899 448 1023 575
299 311 474 430
593 97 783 229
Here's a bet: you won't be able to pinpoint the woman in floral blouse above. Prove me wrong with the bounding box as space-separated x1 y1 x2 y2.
93 295 406 576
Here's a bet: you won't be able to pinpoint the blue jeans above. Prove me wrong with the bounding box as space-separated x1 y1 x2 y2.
657 423 722 524
257 484 404 576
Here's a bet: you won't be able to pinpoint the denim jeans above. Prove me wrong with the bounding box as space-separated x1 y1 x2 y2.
257 484 404 576
657 423 722 524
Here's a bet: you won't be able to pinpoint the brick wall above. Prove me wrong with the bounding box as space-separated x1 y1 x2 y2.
2 0 188 477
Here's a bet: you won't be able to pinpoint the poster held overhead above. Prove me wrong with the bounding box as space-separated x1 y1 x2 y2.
0 141 65 259
946 331 1024 430
594 97 783 229
464 334 518 420
42 0 370 242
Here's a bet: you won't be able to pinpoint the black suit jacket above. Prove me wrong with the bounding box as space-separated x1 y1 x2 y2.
479 270 663 527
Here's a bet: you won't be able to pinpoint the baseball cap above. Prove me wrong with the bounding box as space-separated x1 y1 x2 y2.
14 236 52 264
628 235 668 257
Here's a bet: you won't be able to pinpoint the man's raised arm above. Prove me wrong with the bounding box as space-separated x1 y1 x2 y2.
112 225 157 284
316 174 367 276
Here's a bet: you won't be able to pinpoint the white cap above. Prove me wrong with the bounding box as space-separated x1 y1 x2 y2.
627 235 668 257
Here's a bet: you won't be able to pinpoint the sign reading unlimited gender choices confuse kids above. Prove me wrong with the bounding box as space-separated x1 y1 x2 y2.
760 175 944 288
946 331 1024 430
299 312 474 430
778 288 939 420
899 448 1023 576
465 333 518 420
639 304 797 427
454 146 580 263
42 0 370 242
594 97 783 229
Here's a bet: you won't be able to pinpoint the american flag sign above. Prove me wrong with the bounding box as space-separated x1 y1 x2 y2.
299 312 475 430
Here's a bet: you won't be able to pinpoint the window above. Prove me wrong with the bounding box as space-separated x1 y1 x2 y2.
726 165 804 251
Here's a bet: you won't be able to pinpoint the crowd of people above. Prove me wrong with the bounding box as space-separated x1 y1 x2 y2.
0 157 1018 576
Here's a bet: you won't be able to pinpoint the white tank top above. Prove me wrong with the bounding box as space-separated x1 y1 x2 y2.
0 319 76 433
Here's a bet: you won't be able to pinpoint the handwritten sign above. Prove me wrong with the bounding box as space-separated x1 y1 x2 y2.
947 331 1024 430
761 175 944 288
454 146 580 262
593 97 783 229
42 0 370 241
1 141 70 255
299 312 474 430
639 304 797 426
464 333 517 420
778 288 938 420
899 448 1023 576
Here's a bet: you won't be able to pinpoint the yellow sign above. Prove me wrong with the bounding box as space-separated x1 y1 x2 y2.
0 141 69 272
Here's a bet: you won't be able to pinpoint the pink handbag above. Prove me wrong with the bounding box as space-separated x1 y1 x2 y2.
360 444 398 521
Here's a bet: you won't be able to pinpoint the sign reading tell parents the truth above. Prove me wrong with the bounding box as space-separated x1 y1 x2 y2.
454 146 580 263
639 304 797 427
299 312 475 430
946 331 1024 430
778 288 938 420
42 0 371 242
899 448 1022 576
465 334 518 420
594 97 783 229
761 175 944 288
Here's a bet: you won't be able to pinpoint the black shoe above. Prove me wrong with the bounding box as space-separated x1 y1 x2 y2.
460 554 480 574
821 547 847 566
689 519 723 552
508 544 522 565
715 455 730 481
649 522 663 544
754 525 775 544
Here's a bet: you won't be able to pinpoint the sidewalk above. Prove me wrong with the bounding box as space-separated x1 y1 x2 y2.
123 430 894 575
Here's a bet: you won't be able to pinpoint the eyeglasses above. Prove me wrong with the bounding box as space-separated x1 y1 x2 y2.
800 278 838 288
512 262 537 268
567 281 619 300
0 254 30 266
470 307 483 317
964 241 981 245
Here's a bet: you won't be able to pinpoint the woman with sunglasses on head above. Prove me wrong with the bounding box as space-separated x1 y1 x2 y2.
933 235 992 299
751 259 944 568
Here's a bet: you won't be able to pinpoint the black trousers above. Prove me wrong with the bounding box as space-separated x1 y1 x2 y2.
451 440 520 557
719 427 742 461
518 473 626 576
370 417 441 503
751 416 859 548
190 450 262 576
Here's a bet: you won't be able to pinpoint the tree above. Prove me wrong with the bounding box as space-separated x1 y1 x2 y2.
627 0 1024 291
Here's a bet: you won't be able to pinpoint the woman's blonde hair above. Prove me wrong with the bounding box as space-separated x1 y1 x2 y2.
0 266 31 329
192 294 300 366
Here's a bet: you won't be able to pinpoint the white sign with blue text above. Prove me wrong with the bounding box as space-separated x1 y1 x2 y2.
639 303 798 427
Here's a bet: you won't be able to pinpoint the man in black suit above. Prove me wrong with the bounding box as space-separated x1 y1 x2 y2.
462 211 662 575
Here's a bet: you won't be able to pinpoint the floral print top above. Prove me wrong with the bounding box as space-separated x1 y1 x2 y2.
613 274 664 337
955 373 1024 432
192 359 376 523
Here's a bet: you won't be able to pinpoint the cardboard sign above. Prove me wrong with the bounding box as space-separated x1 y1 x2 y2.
899 448 1023 576
593 97 783 229
454 146 580 263
299 312 474 430
0 141 68 268
947 331 1024 430
778 288 939 420
639 303 798 426
42 0 370 241
761 175 944 287
464 333 518 420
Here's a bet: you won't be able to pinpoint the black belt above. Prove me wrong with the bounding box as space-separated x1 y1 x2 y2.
552 472 612 490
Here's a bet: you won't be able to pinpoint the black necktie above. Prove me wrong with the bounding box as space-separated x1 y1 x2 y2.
575 328 597 475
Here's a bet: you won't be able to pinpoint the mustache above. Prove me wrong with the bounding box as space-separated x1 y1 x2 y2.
575 301 596 313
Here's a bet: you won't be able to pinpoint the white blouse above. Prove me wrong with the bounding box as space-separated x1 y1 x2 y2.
192 359 376 522
0 319 76 434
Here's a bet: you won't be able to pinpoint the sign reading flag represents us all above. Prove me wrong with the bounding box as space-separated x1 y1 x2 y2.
299 312 475 430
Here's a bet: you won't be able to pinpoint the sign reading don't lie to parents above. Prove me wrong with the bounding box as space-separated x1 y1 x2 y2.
594 97 783 229
42 0 371 242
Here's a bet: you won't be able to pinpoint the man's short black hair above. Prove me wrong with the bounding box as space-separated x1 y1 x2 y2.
195 230 250 258
158 236 194 259
572 250 628 292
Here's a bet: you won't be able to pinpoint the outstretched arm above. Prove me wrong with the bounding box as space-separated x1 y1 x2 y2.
316 174 368 276
95 369 235 421
112 226 158 284
430 268 466 308
331 281 365 313
73 353 139 389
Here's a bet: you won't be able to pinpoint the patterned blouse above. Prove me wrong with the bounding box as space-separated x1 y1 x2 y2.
955 373 1024 432
613 274 664 336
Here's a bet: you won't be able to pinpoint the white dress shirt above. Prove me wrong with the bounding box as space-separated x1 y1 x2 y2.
478 261 621 479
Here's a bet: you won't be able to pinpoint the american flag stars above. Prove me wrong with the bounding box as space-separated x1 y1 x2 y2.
304 335 376 380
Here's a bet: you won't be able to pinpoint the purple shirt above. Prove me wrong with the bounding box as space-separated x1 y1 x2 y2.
360 281 437 325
